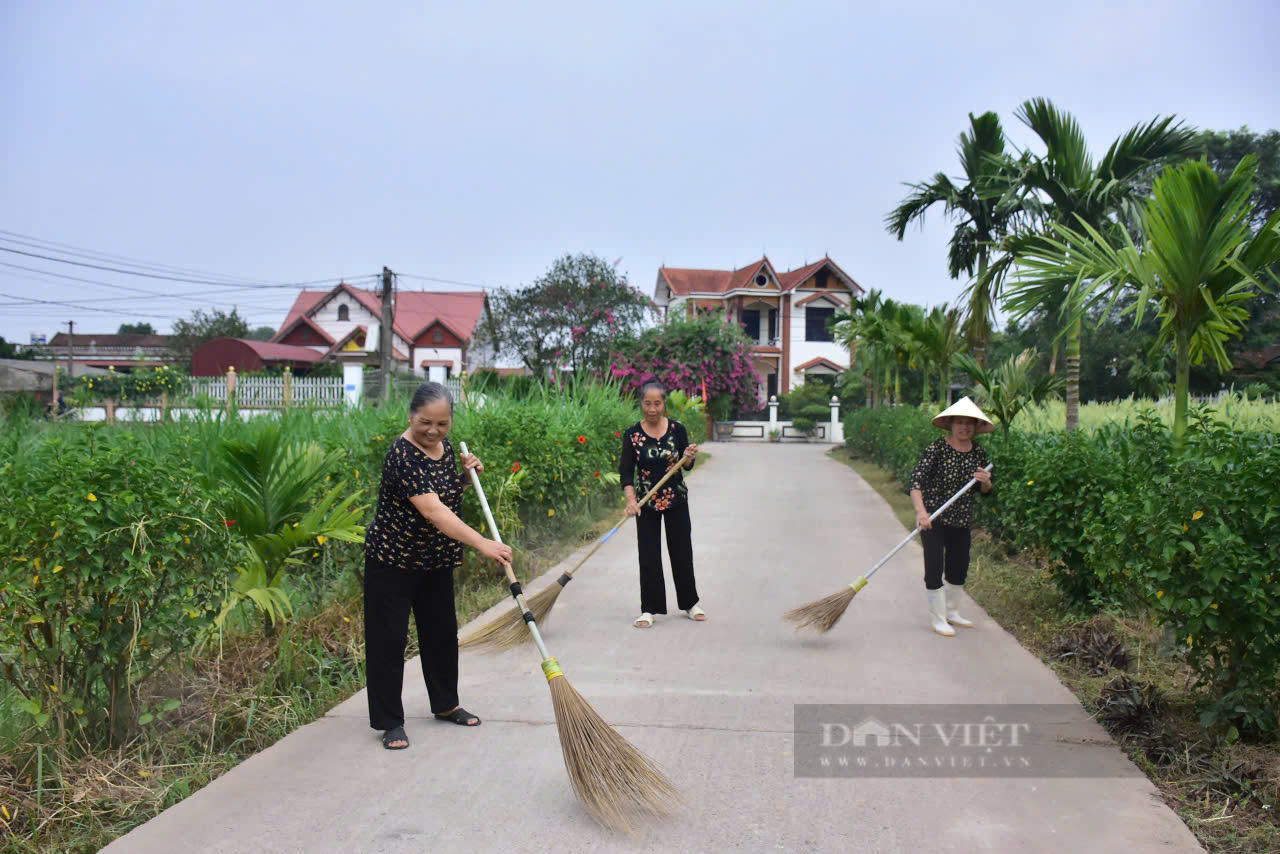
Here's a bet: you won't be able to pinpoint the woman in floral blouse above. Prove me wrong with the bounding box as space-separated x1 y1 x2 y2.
907 396 994 637
362 382 512 750
619 381 703 628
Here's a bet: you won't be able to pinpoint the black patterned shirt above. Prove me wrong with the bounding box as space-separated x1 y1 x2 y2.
908 437 991 528
363 436 465 571
619 419 692 513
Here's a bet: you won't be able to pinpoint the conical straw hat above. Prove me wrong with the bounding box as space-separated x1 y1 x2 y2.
932 396 995 433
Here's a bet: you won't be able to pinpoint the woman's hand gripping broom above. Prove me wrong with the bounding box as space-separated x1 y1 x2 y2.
783 464 993 633
457 442 680 833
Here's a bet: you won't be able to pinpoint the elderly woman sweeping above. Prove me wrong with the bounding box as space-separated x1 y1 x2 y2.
362 382 513 749
907 396 994 637
620 381 703 628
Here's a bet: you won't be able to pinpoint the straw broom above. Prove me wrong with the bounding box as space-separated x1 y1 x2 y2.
460 456 687 652
784 463 993 633
458 442 680 833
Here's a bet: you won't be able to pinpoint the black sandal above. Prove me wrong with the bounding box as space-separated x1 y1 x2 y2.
382 726 409 749
434 707 481 726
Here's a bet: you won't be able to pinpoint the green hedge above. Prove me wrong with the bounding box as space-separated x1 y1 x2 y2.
843 405 1280 738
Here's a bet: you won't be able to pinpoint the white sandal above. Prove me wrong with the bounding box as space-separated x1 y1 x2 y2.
633 612 654 628
685 605 706 621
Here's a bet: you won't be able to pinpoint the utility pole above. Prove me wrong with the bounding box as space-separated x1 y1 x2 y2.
380 267 394 402
66 320 75 378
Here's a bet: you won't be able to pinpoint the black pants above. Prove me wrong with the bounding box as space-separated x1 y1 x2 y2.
921 524 971 590
636 501 699 614
363 554 459 731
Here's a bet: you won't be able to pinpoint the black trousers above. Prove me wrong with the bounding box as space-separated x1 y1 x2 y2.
920 524 971 590
363 554 459 731
636 501 699 614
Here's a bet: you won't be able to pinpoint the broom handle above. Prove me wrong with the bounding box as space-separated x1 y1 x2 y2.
459 441 554 660
861 463 993 583
563 456 686 581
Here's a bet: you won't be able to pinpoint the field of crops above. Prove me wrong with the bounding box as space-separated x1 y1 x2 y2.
1015 393 1280 432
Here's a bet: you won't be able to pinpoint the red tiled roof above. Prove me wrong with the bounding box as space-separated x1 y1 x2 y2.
47 332 172 348
660 256 865 297
272 283 487 345
238 340 323 362
794 356 845 372
795 291 849 307
1234 345 1280 370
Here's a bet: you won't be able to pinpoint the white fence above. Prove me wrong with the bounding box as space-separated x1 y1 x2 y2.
186 374 345 407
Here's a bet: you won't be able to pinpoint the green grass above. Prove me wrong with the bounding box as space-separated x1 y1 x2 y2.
0 453 711 853
828 446 1280 854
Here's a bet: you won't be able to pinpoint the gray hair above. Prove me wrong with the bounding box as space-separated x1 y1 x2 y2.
409 381 454 415
639 380 668 400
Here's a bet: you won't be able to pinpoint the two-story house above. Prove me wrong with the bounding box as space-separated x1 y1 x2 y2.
272 282 491 382
653 256 864 399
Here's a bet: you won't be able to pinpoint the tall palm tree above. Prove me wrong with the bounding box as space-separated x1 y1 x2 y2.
885 111 1022 364
1013 156 1280 442
1001 98 1201 431
916 305 965 405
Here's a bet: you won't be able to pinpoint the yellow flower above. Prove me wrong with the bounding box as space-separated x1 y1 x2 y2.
547 508 555 517
1191 510 1204 521
139 770 150 778
312 552 319 557
87 493 97 502
1 804 9 821
316 535 327 546
1156 590 1164 599
32 575 39 585
1187 635 1193 647
187 609 199 617
52 565 63 573
184 537 190 544
1182 523 1188 532
1026 480 1034 486
48 685 58 693
342 617 350 623
53 529 61 539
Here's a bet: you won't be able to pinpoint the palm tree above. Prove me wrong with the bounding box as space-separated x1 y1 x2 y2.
1012 156 1280 442
954 350 1065 435
885 111 1022 364
1001 98 1201 431
916 305 965 405
834 290 895 407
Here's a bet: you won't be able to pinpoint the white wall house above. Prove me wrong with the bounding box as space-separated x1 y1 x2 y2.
654 256 864 399
271 282 491 379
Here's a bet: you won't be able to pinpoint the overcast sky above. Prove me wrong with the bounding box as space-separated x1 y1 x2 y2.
2 0 1277 345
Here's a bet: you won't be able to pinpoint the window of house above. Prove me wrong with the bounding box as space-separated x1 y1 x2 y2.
815 270 829 289
805 306 835 342
337 304 350 321
433 328 444 344
741 309 761 341
754 274 768 287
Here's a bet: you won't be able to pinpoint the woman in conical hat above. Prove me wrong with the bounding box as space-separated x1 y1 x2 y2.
907 397 994 637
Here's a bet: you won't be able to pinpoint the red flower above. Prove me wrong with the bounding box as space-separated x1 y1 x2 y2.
511 462 521 473
577 435 587 444
613 431 620 438
593 471 601 478
224 520 236 527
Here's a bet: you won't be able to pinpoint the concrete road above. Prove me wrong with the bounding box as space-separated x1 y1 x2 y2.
104 443 1202 853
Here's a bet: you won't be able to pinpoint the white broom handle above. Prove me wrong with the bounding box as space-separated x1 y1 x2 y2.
459 441 554 660
862 463 993 582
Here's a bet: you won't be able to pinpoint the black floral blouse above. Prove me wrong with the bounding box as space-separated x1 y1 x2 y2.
619 420 693 513
908 437 991 528
363 436 465 571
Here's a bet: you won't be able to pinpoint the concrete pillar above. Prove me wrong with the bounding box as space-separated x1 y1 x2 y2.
769 395 779 431
343 362 363 408
830 395 843 444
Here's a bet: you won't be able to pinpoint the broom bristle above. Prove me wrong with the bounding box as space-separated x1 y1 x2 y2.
783 587 856 633
458 584 563 653
549 675 680 834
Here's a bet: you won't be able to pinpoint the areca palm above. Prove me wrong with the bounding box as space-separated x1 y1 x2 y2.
916 305 965 405
886 111 1021 363
1001 98 1201 431
1012 156 1280 442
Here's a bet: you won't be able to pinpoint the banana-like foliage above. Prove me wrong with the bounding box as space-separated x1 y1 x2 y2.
208 424 368 636
954 350 1065 435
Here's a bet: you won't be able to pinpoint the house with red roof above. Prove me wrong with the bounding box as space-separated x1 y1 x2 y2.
654 256 863 398
271 282 491 383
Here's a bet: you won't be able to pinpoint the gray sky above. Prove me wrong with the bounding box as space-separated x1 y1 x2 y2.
2 0 1277 345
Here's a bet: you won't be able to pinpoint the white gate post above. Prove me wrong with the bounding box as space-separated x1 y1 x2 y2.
343 362 363 408
830 395 843 444
769 395 778 432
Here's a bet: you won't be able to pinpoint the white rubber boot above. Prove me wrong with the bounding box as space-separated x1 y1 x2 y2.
927 588 955 637
944 582 975 628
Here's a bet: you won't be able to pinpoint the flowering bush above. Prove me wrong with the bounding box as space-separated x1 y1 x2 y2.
70 364 187 403
610 308 763 415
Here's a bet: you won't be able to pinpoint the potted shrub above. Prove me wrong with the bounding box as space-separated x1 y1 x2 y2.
710 394 736 440
768 428 782 442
